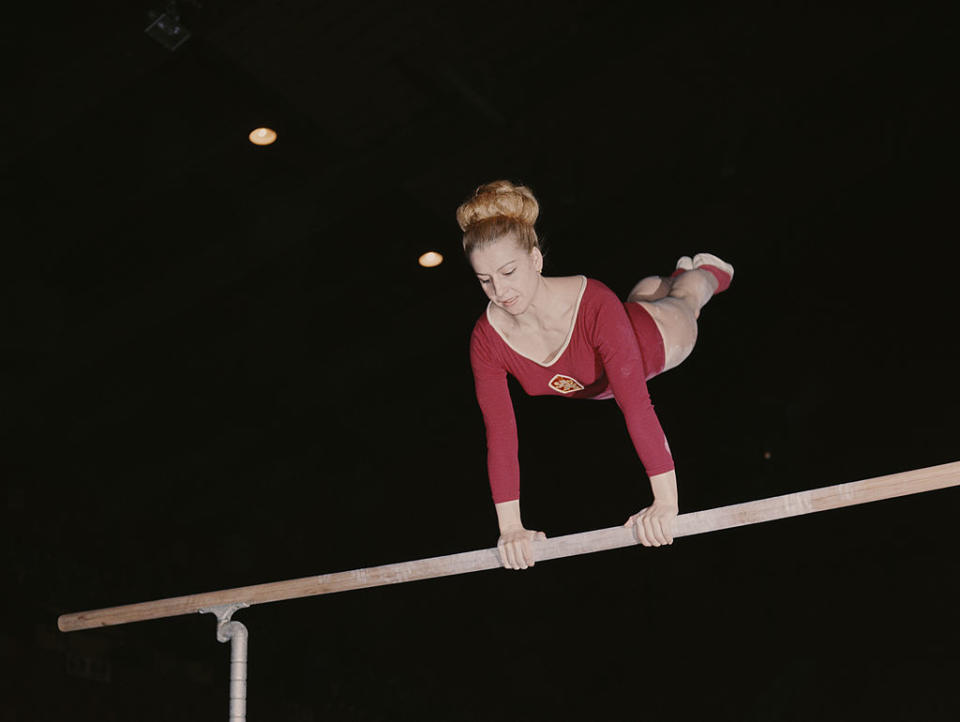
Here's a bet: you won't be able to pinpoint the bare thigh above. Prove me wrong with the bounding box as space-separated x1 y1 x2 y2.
634 297 698 373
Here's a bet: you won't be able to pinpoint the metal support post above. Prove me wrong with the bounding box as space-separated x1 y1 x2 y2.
200 602 250 722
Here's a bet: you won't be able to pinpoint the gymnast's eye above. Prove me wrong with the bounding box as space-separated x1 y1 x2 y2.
503 270 514 276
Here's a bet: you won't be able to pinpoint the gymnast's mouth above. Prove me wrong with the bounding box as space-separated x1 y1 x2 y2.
501 296 518 307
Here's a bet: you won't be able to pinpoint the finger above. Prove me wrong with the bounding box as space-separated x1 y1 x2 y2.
655 510 675 544
635 516 651 547
643 515 662 545
642 516 661 547
497 543 510 569
651 517 668 546
536 531 547 541
517 541 530 569
522 539 535 568
661 517 675 544
499 541 515 570
506 542 523 570
508 541 527 570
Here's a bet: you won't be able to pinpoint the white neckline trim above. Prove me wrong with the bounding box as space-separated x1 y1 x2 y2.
486 275 587 368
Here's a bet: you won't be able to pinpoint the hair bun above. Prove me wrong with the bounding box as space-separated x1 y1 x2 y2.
456 180 539 232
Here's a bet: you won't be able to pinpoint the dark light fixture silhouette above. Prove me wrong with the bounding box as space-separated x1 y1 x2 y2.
145 2 192 51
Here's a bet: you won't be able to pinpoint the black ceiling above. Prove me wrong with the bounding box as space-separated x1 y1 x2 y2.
5 2 958 720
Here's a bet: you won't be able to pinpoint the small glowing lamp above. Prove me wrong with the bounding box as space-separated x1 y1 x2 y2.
248 127 277 146
418 251 444 268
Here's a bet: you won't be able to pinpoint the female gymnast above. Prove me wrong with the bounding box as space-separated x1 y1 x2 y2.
458 180 733 570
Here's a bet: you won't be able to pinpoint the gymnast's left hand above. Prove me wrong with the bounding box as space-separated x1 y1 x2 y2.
624 500 677 547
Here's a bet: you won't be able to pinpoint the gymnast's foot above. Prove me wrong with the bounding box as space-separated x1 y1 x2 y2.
692 252 734 293
627 276 670 302
673 256 694 276
629 257 697 302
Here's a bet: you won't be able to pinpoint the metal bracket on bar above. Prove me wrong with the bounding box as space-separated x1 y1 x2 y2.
199 602 250 640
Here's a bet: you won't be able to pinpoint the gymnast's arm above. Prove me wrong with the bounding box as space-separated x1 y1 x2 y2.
470 328 546 570
590 286 678 545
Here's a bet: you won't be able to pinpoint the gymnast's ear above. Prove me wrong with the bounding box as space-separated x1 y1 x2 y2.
531 246 544 273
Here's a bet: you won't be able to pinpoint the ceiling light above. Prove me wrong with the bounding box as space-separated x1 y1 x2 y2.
248 127 277 146
418 251 443 268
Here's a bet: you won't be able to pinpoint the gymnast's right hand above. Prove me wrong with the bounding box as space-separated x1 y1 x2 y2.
494 499 546 570
497 527 547 570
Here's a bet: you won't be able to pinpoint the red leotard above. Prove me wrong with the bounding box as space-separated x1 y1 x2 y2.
470 276 675 503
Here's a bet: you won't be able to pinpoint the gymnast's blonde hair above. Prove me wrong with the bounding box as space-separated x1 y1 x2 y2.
456 180 540 257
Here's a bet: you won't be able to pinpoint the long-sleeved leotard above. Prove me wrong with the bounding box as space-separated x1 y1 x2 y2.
470 276 675 503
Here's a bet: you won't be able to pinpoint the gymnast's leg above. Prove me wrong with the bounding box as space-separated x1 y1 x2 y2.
630 253 733 373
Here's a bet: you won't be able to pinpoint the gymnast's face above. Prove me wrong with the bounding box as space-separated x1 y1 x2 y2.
469 234 543 315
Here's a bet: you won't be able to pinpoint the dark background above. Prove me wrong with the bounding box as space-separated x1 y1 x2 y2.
3 1 958 720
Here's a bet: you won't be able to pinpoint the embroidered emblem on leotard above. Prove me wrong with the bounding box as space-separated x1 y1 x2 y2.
549 374 585 394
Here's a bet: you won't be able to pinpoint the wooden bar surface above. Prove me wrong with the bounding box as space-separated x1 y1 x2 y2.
58 460 960 632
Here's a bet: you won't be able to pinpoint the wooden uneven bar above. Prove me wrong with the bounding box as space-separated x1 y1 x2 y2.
59 460 960 632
